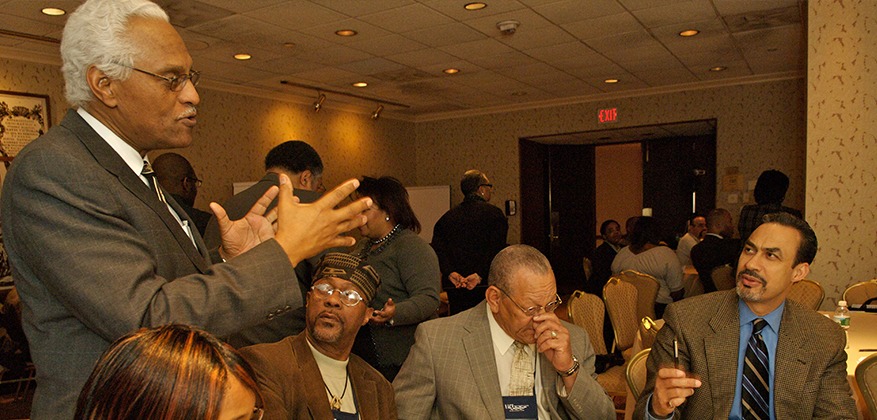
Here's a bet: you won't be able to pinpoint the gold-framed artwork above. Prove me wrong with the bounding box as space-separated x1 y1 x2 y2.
0 90 52 163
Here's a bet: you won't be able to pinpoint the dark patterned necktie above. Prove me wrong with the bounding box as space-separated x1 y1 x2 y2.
141 160 167 204
742 318 770 420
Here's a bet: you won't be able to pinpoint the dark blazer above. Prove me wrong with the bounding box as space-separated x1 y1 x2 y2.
239 332 397 420
589 241 617 296
690 234 741 292
431 195 507 313
634 291 857 419
393 301 615 419
0 110 302 418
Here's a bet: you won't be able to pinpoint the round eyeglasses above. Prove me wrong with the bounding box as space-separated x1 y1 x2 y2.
311 283 363 307
496 287 562 317
120 64 201 92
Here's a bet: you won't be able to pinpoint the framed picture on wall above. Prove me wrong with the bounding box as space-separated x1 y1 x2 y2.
0 90 51 163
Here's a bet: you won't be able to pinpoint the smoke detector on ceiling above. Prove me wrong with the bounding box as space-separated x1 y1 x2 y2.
496 20 520 35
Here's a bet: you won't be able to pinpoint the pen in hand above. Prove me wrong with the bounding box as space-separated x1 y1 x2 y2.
674 338 679 369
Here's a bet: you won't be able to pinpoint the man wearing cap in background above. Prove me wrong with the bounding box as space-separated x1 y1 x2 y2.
240 253 397 419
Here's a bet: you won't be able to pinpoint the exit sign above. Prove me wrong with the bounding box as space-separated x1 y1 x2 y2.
598 107 618 123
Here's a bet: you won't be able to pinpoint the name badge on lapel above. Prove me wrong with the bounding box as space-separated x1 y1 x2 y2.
502 395 537 419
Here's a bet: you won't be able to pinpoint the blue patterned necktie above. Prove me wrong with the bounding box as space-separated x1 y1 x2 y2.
742 318 770 420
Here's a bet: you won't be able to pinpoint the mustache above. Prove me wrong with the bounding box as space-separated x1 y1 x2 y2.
737 269 766 286
176 106 197 119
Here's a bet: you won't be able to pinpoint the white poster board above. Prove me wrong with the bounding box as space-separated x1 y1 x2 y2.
406 185 451 243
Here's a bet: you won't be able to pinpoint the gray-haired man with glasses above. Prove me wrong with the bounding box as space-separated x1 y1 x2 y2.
0 0 371 417
240 253 398 419
393 244 614 419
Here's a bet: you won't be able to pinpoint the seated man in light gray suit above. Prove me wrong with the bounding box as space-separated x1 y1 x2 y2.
0 0 369 417
393 244 615 419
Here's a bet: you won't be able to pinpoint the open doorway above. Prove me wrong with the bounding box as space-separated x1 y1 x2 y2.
519 120 716 295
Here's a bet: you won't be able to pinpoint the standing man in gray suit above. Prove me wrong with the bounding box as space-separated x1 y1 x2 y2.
636 213 856 419
0 0 369 417
393 245 615 419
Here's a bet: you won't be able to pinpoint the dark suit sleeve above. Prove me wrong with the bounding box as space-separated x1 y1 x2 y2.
3 146 301 342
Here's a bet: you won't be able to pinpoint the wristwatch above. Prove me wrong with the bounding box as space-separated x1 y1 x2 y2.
557 355 580 377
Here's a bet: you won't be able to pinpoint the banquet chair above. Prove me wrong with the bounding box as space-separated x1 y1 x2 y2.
603 278 639 360
843 279 877 308
617 270 659 322
856 352 877 419
625 348 651 398
711 264 736 291
567 290 607 355
639 316 660 350
786 279 824 310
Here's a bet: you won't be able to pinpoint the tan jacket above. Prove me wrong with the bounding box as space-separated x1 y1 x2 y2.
240 332 397 420
634 290 857 419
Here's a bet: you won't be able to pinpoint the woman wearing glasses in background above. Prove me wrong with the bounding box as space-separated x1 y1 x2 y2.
351 176 441 381
75 324 264 420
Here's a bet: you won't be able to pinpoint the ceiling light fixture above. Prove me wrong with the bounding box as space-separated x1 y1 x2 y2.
283 42 296 48
464 2 487 10
679 29 699 37
41 7 66 16
443 68 460 74
709 66 727 72
497 20 520 35
352 82 368 88
233 53 251 60
313 93 326 112
604 78 619 84
335 29 357 37
371 104 384 120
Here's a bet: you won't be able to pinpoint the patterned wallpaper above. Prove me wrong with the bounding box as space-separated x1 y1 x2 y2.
807 0 877 307
0 58 68 128
415 79 808 246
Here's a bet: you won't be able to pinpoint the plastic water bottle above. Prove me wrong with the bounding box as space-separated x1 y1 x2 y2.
833 300 851 330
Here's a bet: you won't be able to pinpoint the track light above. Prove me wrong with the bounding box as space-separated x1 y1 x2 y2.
371 104 384 120
313 93 326 112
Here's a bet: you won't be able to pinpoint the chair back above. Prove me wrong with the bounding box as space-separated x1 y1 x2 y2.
582 257 593 283
856 352 877 419
639 316 660 350
711 264 736 290
567 290 607 355
786 279 825 310
626 348 651 398
617 270 659 321
843 279 877 307
603 278 639 353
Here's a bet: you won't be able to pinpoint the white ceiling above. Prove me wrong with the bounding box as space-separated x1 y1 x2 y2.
0 0 806 120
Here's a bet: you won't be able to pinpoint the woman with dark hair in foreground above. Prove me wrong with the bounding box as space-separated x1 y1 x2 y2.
75 324 263 420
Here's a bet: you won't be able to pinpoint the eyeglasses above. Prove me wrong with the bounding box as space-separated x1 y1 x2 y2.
185 176 203 187
311 282 363 307
121 64 201 92
251 407 264 420
496 287 561 317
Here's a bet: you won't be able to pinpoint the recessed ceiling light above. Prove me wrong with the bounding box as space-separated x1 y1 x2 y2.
335 29 357 37
352 82 368 88
709 66 727 72
233 53 251 60
464 2 487 10
443 68 460 74
283 42 296 49
679 29 699 37
41 7 66 16
604 78 619 84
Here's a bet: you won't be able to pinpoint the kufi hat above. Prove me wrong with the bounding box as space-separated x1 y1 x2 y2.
312 253 380 303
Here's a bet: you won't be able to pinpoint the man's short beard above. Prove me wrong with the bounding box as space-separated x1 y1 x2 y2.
308 317 344 344
735 269 767 302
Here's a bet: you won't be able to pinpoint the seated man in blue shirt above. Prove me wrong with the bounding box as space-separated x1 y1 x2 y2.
635 212 856 419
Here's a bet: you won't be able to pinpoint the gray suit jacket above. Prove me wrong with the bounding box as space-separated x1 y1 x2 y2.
392 301 615 419
0 110 302 418
634 290 857 419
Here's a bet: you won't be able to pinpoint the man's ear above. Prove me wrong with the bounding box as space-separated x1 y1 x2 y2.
362 308 374 326
86 66 119 108
486 286 501 313
791 262 810 283
299 170 313 190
